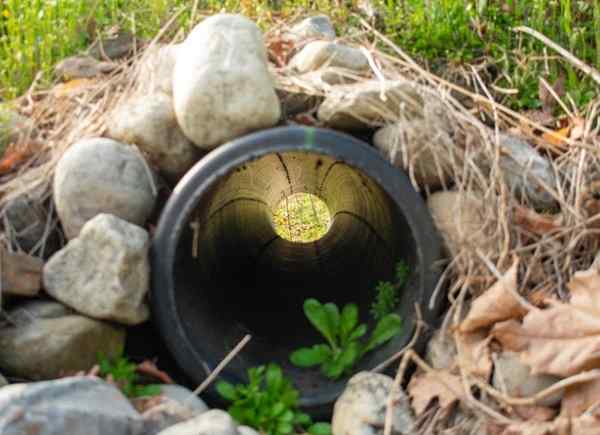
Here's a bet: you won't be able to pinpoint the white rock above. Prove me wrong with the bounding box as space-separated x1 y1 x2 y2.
373 120 457 190
107 93 201 182
136 44 181 95
332 372 414 435
427 191 495 258
158 385 208 414
318 80 424 130
0 377 144 435
288 15 336 41
157 409 239 435
492 351 563 407
44 214 150 325
289 41 368 80
0 300 125 380
498 134 557 210
237 426 260 435
54 137 156 239
173 14 281 149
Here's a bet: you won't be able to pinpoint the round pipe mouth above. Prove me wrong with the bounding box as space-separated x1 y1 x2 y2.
151 126 443 413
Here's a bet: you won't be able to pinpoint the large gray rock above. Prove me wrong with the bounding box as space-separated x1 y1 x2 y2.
318 80 424 131
44 214 150 325
492 351 563 407
289 41 369 80
0 300 124 380
497 134 557 210
0 377 144 435
332 372 414 435
173 14 281 149
0 106 37 152
136 44 180 96
288 15 336 42
157 409 239 435
54 137 156 239
373 120 457 190
107 93 201 182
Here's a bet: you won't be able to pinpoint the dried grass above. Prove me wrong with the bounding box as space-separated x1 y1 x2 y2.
0 11 599 430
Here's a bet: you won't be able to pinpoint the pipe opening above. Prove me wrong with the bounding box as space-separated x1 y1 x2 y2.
173 150 416 394
271 193 331 243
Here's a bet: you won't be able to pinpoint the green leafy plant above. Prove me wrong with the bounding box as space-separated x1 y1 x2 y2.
216 364 331 435
97 351 161 398
290 299 402 379
370 260 411 320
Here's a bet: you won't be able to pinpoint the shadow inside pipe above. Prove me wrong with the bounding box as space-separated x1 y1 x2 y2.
171 150 417 398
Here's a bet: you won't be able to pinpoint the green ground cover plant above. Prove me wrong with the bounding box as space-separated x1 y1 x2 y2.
216 364 331 435
290 299 402 379
97 351 161 398
370 260 410 320
2 0 598 110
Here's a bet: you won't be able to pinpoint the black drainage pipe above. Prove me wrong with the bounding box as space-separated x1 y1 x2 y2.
151 126 443 415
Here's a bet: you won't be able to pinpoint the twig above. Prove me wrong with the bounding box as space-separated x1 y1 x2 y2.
514 26 600 86
188 334 252 400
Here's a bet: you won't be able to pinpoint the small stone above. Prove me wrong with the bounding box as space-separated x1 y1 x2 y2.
0 377 144 435
136 44 181 96
158 385 208 414
141 398 198 435
332 372 414 435
427 190 495 258
0 300 124 380
425 329 457 370
277 89 321 117
289 41 368 80
89 32 138 60
53 137 156 239
44 214 150 325
492 351 563 407
0 247 43 297
497 134 557 210
373 120 458 190
173 14 281 149
157 409 239 435
0 106 37 152
317 80 424 131
55 55 115 80
288 15 336 42
107 93 202 183
0 373 7 387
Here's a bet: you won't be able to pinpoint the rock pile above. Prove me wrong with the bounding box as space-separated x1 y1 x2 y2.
0 10 561 435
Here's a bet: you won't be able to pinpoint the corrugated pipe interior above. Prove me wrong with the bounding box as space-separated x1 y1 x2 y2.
151 126 443 414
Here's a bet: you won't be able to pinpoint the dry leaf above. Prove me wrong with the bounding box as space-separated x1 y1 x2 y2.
136 360 175 384
52 78 97 97
493 268 600 377
570 117 586 141
408 369 465 415
542 126 570 147
562 378 600 417
499 413 600 435
514 205 562 236
460 258 527 332
455 330 493 380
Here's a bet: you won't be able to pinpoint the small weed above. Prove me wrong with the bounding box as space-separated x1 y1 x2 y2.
290 298 402 379
370 260 410 320
97 351 160 398
216 363 331 435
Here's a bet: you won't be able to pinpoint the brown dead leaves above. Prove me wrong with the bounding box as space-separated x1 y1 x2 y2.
408 369 465 414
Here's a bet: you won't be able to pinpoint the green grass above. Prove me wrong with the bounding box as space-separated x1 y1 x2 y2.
1 0 598 110
272 193 331 243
